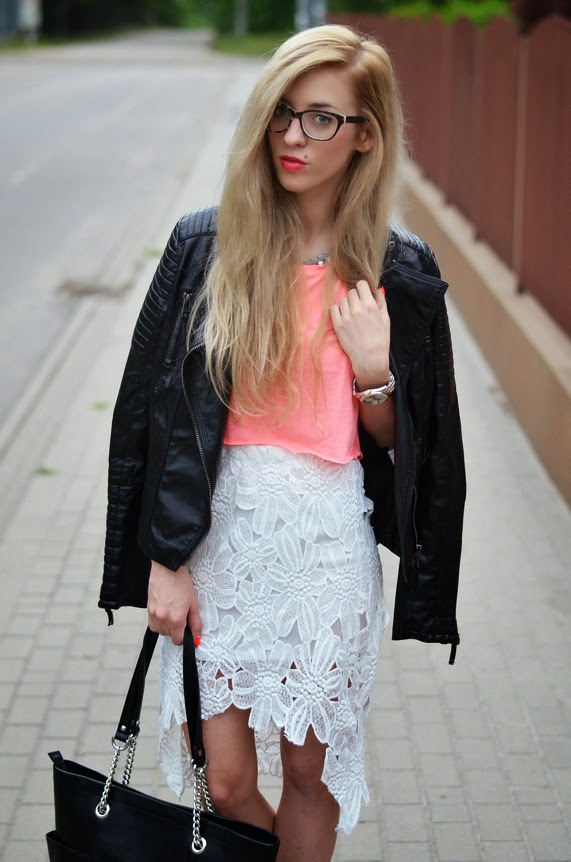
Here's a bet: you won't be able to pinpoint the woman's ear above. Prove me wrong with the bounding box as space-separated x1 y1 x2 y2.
355 122 375 154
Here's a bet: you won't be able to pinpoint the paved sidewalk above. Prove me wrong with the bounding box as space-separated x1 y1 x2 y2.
1 53 571 862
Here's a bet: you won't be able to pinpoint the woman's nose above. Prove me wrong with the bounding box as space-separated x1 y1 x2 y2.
283 116 306 146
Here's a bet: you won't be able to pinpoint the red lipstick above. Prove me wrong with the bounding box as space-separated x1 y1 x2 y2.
280 156 306 172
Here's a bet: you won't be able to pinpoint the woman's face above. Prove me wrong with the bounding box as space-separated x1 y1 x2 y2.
267 66 373 207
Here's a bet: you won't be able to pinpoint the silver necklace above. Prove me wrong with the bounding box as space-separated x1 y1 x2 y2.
303 250 330 266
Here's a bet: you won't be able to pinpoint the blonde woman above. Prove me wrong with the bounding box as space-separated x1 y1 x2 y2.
99 24 465 862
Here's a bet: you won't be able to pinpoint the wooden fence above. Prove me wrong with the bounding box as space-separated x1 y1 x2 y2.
330 13 571 337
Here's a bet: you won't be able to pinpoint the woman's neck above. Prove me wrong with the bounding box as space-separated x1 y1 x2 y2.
297 194 333 261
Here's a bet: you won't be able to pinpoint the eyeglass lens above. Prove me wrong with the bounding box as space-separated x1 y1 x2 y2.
269 107 339 141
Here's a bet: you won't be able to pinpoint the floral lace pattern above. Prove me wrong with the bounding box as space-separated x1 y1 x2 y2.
159 444 389 834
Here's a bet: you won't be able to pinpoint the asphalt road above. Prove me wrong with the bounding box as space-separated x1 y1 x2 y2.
0 29 259 421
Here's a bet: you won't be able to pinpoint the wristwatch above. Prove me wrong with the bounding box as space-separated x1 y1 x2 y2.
353 371 395 404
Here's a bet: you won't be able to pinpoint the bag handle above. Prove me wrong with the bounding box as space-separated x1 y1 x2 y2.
114 626 206 769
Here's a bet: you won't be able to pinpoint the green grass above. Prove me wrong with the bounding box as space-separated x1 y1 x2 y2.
389 0 512 26
210 30 291 57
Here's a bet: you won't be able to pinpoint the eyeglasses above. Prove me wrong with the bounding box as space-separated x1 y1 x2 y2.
267 104 368 142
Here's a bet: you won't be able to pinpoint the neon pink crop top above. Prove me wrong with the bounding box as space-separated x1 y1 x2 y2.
223 265 361 464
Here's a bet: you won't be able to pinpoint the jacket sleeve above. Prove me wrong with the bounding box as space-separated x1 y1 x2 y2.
413 296 466 658
98 221 183 614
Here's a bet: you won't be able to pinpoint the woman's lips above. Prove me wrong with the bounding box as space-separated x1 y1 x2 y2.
280 156 306 172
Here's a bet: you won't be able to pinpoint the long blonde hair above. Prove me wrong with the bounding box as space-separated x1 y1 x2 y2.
191 24 404 414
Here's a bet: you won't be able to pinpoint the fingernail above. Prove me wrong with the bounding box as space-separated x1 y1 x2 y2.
380 286 386 296
194 635 201 648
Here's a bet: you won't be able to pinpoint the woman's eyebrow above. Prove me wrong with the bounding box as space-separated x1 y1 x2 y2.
280 99 337 110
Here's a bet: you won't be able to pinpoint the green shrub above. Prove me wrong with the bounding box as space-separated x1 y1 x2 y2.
388 0 512 26
210 0 294 34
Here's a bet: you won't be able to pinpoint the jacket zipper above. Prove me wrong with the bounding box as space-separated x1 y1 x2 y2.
165 293 191 365
180 342 212 557
404 410 422 572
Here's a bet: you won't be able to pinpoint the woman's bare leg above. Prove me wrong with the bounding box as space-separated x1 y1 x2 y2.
183 706 275 831
274 727 339 862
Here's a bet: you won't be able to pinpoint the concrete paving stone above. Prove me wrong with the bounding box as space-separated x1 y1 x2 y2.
68 634 105 659
430 802 472 822
481 842 532 862
411 723 453 753
6 696 49 726
464 769 512 804
94 669 135 696
334 822 382 861
449 708 492 739
525 821 571 861
21 767 53 804
519 804 565 822
473 803 522 841
505 753 550 786
400 671 436 697
424 786 466 804
407 697 446 725
527 706 571 737
0 756 29 788
0 636 34 659
456 738 500 770
551 770 571 803
21 667 59 686
53 585 87 605
495 724 539 754
383 804 429 842
387 843 434 862
0 723 41 754
0 787 18 823
0 658 26 683
27 648 65 672
36 625 71 648
4 840 54 862
375 682 402 710
443 682 481 711
369 709 408 739
10 802 52 840
4 614 44 637
378 770 422 804
0 683 16 710
540 737 571 768
32 558 63 576
43 708 85 739
59 657 99 683
43 606 79 626
375 740 415 770
433 822 480 862
52 682 93 710
419 753 462 786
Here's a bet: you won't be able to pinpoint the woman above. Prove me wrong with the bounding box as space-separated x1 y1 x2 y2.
99 24 465 861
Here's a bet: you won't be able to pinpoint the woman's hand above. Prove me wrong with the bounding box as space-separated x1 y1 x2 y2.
330 279 390 389
147 560 203 647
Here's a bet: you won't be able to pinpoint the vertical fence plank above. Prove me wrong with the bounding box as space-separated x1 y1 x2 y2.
473 17 520 266
447 18 477 220
517 15 570 333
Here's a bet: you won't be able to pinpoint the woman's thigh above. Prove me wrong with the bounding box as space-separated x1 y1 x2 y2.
183 706 259 803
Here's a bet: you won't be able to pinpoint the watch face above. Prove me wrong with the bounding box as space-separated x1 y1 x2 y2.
362 392 389 405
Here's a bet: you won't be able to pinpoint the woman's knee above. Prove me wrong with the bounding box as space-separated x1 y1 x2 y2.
206 762 258 811
281 730 327 794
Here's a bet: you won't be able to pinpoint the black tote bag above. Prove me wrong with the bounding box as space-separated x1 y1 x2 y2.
46 627 280 861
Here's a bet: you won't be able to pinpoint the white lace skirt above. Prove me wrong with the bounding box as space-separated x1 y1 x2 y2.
159 444 389 834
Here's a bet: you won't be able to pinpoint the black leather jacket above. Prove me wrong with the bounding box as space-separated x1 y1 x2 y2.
99 207 466 661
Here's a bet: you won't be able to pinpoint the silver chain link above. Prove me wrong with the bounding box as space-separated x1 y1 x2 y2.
191 765 207 854
121 735 137 786
95 737 130 818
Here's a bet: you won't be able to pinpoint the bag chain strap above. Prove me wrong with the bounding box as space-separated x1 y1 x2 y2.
95 734 137 819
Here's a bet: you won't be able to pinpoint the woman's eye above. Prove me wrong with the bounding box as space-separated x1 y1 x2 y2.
274 104 290 118
313 112 334 125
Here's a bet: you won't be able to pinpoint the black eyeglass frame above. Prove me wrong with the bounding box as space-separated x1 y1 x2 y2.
267 105 369 142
